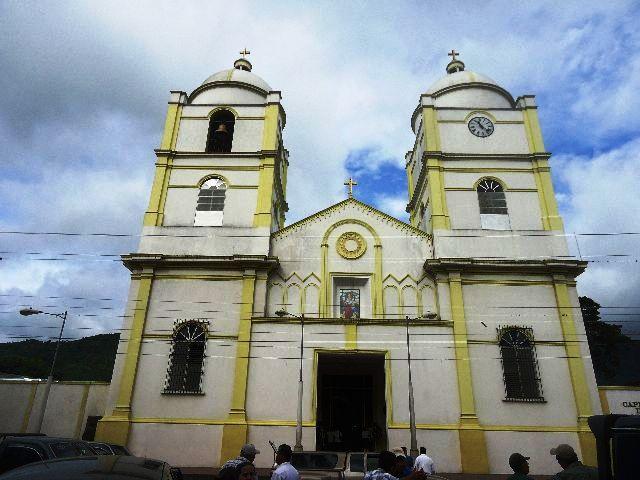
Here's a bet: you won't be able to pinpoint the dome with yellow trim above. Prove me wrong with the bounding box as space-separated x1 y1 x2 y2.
200 57 272 94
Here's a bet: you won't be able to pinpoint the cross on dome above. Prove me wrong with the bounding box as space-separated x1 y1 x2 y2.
446 49 465 74
448 49 460 61
240 48 251 59
344 177 358 198
234 48 253 72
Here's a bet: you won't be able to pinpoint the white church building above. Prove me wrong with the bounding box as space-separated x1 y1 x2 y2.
96 52 601 475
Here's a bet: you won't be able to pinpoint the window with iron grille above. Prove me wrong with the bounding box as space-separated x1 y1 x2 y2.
477 178 508 215
194 177 226 226
164 321 207 394
498 327 544 402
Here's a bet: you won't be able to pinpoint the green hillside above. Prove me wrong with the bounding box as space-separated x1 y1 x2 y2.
0 333 119 382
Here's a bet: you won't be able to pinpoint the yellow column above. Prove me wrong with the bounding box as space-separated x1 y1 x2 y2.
319 243 329 318
254 102 280 227
373 245 384 317
522 100 563 231
449 272 489 474
345 324 358 350
144 97 182 226
220 271 256 461
553 276 596 466
96 270 154 445
426 158 450 230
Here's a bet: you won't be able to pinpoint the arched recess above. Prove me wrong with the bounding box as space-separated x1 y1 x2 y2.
419 285 437 317
267 282 284 316
384 286 400 321
286 284 302 316
402 285 419 319
206 108 236 153
303 283 320 318
319 219 383 318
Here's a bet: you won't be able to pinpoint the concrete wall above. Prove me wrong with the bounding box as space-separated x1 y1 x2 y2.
0 380 109 438
599 386 640 415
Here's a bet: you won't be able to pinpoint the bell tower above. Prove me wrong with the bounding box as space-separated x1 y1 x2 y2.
142 52 288 256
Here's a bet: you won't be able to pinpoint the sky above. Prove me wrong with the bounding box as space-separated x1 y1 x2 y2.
1 0 639 343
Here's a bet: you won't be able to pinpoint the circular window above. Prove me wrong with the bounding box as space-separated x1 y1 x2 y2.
336 232 367 259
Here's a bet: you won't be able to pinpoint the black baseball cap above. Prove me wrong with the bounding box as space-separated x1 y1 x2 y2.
509 452 530 468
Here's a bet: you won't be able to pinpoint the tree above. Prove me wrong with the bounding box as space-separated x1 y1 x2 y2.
580 296 631 383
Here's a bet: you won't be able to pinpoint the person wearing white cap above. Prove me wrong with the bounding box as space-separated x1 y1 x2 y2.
549 444 598 480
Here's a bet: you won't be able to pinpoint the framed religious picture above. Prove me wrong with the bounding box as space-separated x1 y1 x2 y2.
340 289 360 319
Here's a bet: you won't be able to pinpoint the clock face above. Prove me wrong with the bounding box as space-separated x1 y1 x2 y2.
468 116 494 137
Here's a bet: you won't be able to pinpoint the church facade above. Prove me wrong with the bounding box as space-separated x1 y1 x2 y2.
96 53 601 475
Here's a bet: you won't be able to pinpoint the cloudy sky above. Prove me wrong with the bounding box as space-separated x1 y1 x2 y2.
1 0 639 343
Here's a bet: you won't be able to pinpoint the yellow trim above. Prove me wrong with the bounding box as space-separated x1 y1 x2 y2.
220 271 256 461
461 279 553 286
152 274 243 281
448 271 489 474
533 158 564 230
207 106 239 119
444 167 533 173
21 383 38 433
598 389 611 414
473 176 508 191
170 165 261 171
598 385 640 391
160 104 182 150
96 271 154 445
422 105 441 151
74 384 91 439
553 277 596 466
196 173 229 188
253 157 275 227
143 155 174 226
426 158 451 230
345 324 358 349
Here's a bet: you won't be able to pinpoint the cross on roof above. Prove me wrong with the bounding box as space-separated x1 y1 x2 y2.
240 48 251 59
344 177 358 198
448 49 460 61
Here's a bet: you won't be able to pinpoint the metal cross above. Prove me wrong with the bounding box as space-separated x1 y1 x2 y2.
448 49 460 61
344 177 358 198
240 48 251 59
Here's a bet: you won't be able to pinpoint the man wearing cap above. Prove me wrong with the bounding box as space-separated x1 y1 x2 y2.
507 453 533 480
220 443 260 478
549 444 598 480
271 444 299 480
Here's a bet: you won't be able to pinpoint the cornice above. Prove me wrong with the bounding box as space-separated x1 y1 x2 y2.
122 254 279 272
252 316 452 327
188 81 269 101
424 258 588 277
272 198 431 241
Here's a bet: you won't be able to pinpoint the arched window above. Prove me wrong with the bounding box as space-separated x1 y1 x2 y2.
477 178 510 229
206 110 235 153
498 327 544 402
164 322 206 394
194 177 227 226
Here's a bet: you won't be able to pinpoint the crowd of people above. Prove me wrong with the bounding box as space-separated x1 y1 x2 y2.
217 440 599 480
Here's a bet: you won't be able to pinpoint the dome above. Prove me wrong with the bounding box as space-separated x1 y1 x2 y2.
426 69 502 96
200 58 272 94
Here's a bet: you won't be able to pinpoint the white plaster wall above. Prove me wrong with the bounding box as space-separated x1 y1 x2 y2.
175 118 265 153
138 226 271 257
190 87 267 105
463 283 579 426
0 382 35 432
602 388 640 414
484 431 582 475
128 423 223 467
169 166 260 187
439 122 529 154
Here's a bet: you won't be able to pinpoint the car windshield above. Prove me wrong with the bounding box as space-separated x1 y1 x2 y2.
291 453 340 469
50 442 94 458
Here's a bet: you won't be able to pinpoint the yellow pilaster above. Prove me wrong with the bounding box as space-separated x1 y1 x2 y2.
522 103 564 231
426 158 450 230
253 102 280 228
373 245 384 317
449 272 489 474
345 324 357 350
553 277 596 466
319 244 329 318
220 271 256 461
96 270 154 445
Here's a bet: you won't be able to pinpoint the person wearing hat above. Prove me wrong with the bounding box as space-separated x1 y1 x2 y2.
220 443 260 480
507 453 533 480
271 444 299 480
549 444 598 479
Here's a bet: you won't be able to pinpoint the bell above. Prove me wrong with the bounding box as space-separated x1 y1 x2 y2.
215 123 228 134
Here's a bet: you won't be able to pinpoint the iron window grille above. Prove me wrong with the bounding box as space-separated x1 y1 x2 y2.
498 326 545 402
163 320 208 395
477 178 508 215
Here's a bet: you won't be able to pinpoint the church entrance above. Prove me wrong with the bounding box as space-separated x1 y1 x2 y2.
315 352 387 452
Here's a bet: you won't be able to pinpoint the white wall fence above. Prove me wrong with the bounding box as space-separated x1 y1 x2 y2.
0 380 109 438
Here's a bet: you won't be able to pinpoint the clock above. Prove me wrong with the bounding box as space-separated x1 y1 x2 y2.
468 116 494 137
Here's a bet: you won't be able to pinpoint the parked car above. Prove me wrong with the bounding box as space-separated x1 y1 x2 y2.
88 441 132 456
0 455 183 479
0 435 96 474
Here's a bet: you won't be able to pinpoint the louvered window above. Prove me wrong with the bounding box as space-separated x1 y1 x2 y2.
194 178 226 226
477 179 507 214
498 327 544 402
164 322 206 394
